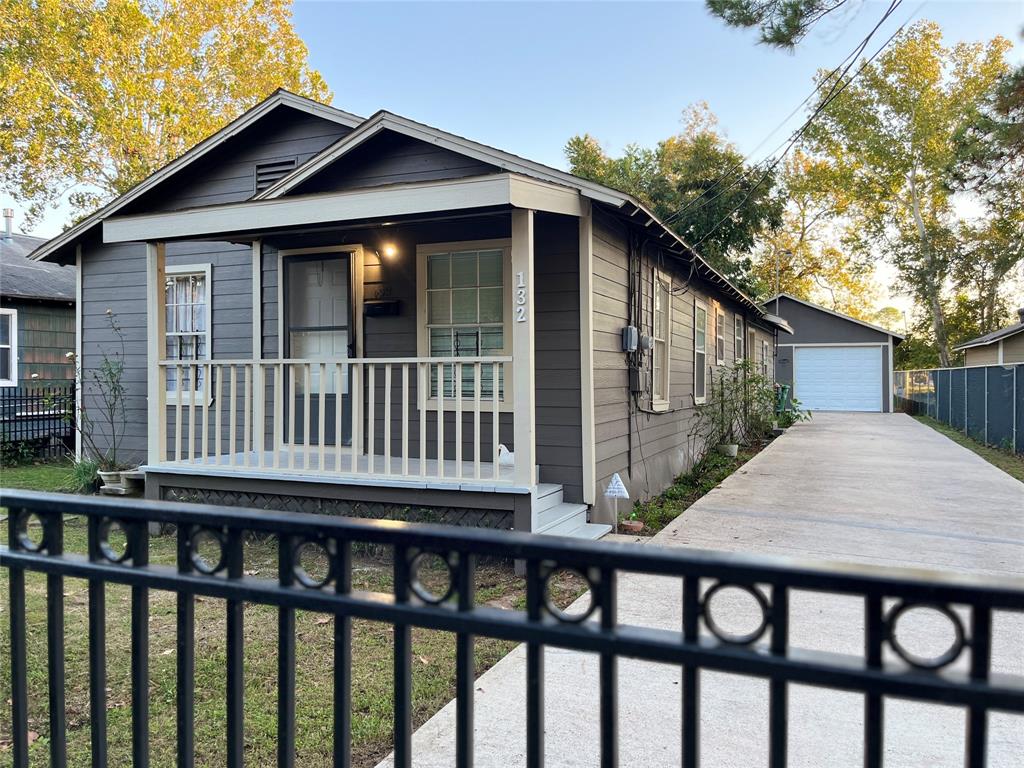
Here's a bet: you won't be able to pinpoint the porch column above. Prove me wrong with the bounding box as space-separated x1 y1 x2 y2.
146 241 167 464
511 209 536 490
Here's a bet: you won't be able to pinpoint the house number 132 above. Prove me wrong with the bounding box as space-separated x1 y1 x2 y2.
515 271 527 323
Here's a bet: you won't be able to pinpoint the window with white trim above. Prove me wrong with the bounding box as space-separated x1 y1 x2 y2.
734 314 744 362
419 242 509 402
652 270 672 408
716 310 726 364
747 328 756 362
694 301 707 404
0 309 17 387
164 265 211 398
761 339 770 377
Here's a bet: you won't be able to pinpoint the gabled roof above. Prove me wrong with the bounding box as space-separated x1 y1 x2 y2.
766 293 906 340
1 234 75 301
28 90 362 264
255 109 767 314
953 321 1024 351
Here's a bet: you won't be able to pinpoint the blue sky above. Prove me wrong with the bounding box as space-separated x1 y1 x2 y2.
6 1 1022 311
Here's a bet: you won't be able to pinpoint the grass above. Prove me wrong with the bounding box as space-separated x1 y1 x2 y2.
625 443 765 535
912 414 1024 483
0 471 587 767
0 461 76 492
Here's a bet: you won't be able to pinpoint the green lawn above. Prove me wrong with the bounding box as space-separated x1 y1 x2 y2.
626 442 765 534
0 461 76 492
913 415 1024 483
0 469 585 767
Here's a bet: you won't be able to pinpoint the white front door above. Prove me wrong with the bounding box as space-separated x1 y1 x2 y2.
285 254 352 443
794 346 883 412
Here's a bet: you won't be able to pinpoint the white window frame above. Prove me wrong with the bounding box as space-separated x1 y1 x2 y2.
734 314 744 363
651 269 672 411
748 328 756 362
716 309 726 365
694 299 708 404
416 238 513 411
761 339 770 378
0 308 18 387
164 263 212 405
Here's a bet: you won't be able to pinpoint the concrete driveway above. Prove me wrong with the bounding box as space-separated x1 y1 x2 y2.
379 413 1024 768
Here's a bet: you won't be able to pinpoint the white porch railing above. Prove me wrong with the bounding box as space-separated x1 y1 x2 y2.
154 357 518 485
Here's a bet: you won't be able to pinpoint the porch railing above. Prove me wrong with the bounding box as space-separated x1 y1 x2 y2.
155 356 516 485
3 490 1024 767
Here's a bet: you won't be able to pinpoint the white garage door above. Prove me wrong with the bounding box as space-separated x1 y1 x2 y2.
794 346 882 412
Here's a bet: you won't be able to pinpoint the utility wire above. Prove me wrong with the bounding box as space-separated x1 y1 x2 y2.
684 0 926 253
663 0 910 228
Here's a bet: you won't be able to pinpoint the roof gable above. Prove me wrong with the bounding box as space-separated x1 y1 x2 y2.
30 90 362 264
953 322 1024 350
767 293 905 341
276 128 501 196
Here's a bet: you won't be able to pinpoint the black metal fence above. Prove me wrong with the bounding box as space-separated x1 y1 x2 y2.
0 385 75 462
2 490 1024 768
894 365 1024 455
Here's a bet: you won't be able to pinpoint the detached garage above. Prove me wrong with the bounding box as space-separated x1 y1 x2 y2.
769 294 904 413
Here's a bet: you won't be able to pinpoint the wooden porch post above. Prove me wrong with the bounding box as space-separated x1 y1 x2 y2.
146 242 167 464
511 209 536 492
252 239 265 465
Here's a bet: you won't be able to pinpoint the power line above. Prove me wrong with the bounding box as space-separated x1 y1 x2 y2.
663 0 913 228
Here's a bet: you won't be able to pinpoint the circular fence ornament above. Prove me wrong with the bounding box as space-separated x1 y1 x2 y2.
543 566 598 624
15 511 47 553
409 551 456 605
885 602 966 670
189 528 227 575
98 518 131 563
292 538 334 589
701 582 770 646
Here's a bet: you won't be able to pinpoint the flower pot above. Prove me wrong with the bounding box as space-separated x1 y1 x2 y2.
717 443 739 458
97 470 121 487
620 519 645 534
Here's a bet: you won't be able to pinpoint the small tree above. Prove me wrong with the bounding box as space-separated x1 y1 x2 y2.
69 310 131 472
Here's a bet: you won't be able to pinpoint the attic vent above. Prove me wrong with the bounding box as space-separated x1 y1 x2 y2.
254 158 297 193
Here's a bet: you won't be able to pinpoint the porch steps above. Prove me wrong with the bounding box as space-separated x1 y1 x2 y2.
534 484 612 540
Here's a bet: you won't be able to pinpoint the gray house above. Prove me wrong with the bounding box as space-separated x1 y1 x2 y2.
29 90 786 535
0 211 76 389
769 294 904 413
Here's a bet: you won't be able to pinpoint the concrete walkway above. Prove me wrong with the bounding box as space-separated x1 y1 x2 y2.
379 413 1024 767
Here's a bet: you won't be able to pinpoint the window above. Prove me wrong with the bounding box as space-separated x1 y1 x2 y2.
761 339 770 377
0 309 17 387
694 301 707 404
652 270 672 409
419 241 509 403
748 329 756 362
165 265 211 399
716 310 726 364
734 315 744 362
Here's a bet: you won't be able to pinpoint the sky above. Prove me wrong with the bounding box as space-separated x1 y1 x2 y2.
5 0 1023 319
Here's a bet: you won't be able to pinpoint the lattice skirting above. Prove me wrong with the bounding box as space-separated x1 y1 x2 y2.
159 485 514 530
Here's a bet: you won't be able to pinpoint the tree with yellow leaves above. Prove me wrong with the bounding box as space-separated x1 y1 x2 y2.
0 0 330 226
750 151 878 320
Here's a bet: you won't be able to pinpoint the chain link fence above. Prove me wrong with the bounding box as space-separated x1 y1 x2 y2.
894 365 1023 455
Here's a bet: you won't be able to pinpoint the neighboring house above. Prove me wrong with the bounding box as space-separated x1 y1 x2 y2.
29 89 787 535
952 309 1024 366
768 294 904 413
0 210 76 388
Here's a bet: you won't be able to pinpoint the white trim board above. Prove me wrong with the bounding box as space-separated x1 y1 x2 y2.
0 308 19 387
777 342 887 348
74 245 83 458
30 90 362 264
103 174 584 243
578 203 596 506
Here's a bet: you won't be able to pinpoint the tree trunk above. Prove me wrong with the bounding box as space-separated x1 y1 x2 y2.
909 170 951 366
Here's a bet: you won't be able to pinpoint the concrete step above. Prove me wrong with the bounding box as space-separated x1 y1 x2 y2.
563 522 613 540
533 483 563 515
536 502 588 536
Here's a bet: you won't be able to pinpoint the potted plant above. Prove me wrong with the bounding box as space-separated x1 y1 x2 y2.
66 310 134 486
621 509 644 534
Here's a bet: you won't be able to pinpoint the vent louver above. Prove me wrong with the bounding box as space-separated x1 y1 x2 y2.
254 158 297 193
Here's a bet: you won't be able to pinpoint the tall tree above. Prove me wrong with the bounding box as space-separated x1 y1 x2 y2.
0 0 330 226
565 104 784 286
749 150 878 318
706 0 868 48
803 21 1011 366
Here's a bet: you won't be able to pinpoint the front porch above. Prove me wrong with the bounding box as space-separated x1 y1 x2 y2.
110 176 601 535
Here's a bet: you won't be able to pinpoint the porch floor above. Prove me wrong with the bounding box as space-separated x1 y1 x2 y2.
143 449 529 493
